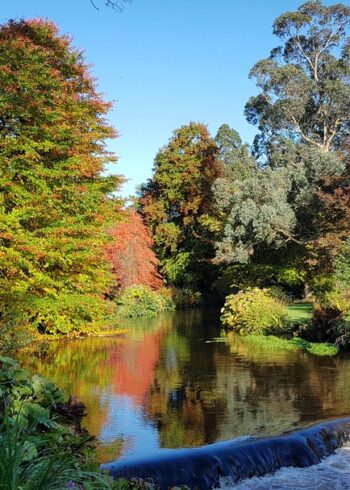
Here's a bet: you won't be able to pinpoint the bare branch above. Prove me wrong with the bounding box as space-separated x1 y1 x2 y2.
89 0 100 10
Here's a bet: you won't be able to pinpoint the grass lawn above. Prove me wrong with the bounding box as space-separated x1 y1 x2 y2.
286 301 313 325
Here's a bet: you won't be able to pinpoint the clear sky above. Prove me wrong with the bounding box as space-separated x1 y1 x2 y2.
1 0 344 196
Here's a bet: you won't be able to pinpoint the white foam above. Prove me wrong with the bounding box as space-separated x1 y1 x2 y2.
220 446 350 489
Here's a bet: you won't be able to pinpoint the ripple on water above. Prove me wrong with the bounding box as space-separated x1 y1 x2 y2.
220 446 350 489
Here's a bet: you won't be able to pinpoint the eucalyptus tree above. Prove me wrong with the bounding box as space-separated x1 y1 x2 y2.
214 1 350 298
245 0 350 157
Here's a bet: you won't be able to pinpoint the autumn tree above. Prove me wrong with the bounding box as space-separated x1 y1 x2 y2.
106 210 163 290
139 123 222 291
0 19 122 336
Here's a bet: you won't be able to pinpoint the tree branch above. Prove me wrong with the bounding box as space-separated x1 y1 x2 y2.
291 116 324 149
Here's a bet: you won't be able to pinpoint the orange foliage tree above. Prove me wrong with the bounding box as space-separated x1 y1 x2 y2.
106 211 163 290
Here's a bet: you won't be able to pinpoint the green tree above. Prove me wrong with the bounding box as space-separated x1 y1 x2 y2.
215 2 349 267
0 19 122 336
245 0 350 157
139 123 222 291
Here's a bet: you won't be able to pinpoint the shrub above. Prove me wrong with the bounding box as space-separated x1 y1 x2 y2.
115 285 175 318
331 319 350 350
220 288 288 335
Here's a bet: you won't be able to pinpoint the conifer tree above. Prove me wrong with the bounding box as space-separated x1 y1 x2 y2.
0 19 122 335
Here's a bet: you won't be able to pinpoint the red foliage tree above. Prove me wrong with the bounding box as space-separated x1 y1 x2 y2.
106 210 163 290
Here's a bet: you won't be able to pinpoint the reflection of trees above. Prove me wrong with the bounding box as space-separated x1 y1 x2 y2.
19 316 171 461
20 311 350 464
144 309 228 448
109 324 167 405
218 332 350 439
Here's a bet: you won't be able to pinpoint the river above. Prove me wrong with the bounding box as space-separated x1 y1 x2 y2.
22 309 350 487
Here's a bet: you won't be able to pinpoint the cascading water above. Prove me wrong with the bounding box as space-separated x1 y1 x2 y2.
104 418 350 489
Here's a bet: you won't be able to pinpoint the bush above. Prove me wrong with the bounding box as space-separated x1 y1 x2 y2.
220 288 288 335
331 319 350 350
115 285 175 318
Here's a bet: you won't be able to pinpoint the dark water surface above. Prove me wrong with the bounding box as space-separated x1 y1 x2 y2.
23 309 350 464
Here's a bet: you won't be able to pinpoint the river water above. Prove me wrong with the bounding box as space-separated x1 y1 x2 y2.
23 309 350 486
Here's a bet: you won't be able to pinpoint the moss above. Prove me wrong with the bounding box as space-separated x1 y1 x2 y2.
243 334 338 356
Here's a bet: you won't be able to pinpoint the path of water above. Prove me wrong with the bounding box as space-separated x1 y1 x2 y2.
22 309 350 487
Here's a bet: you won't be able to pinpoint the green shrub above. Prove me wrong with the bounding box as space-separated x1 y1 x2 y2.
115 285 175 318
220 288 288 335
332 319 350 350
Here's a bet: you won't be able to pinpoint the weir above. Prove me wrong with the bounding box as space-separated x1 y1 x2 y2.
104 417 350 489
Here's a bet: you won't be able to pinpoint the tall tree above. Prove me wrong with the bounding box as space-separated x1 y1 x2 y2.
0 19 122 335
216 2 350 268
139 123 222 291
245 0 350 157
106 210 163 290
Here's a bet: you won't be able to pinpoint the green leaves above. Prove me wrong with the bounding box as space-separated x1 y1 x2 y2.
221 288 288 336
0 356 127 489
0 19 123 338
248 1 350 154
140 123 222 290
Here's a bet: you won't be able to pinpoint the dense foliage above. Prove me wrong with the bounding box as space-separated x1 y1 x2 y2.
220 288 288 336
0 20 122 337
215 1 350 268
115 285 175 318
139 122 222 292
106 210 163 291
209 1 350 345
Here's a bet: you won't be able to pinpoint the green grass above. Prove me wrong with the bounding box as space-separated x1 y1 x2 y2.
286 302 313 325
244 334 338 356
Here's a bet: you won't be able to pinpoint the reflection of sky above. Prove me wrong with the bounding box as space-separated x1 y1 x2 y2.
99 394 159 459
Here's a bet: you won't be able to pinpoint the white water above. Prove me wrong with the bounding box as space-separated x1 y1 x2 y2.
220 446 350 489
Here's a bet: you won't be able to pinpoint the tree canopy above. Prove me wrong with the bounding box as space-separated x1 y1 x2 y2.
139 122 222 291
106 210 163 290
245 0 350 157
0 19 122 335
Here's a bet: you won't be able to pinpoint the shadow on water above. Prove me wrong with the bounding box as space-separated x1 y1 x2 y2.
21 309 350 465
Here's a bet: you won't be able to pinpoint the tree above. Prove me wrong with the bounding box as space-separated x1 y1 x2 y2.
215 2 350 266
245 0 350 157
139 123 222 291
106 210 163 290
0 19 122 335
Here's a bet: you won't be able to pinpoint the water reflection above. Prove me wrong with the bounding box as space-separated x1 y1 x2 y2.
22 309 350 463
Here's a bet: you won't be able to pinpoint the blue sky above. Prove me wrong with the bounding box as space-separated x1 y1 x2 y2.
1 0 343 196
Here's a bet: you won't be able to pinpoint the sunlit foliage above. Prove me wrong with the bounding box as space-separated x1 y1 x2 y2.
139 122 222 291
0 19 123 336
106 210 163 290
